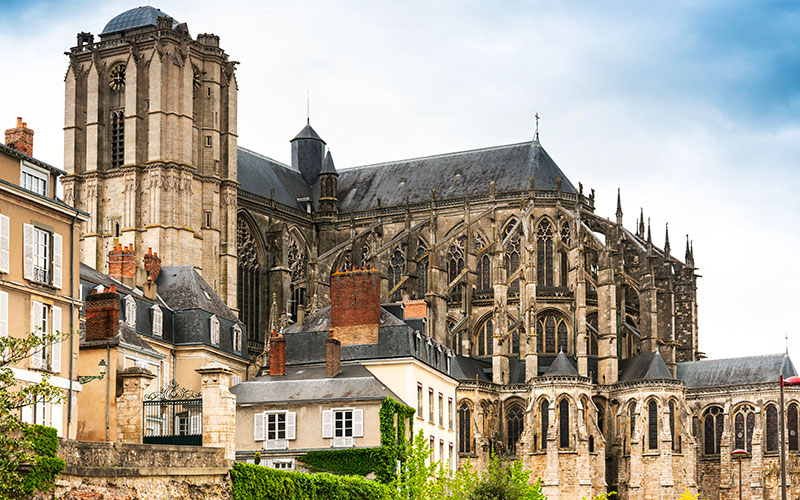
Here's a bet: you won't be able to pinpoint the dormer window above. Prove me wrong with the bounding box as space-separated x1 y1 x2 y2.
232 324 242 352
125 295 136 328
210 315 220 345
20 162 48 197
151 305 162 337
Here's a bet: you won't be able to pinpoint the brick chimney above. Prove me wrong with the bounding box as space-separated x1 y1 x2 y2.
326 337 341 377
269 333 286 376
330 268 381 346
142 248 161 299
85 286 120 341
108 244 136 287
4 117 34 156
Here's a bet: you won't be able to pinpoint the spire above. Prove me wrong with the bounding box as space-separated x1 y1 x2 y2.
685 235 691 263
646 218 651 244
664 223 670 257
616 188 623 226
641 210 646 237
321 150 338 175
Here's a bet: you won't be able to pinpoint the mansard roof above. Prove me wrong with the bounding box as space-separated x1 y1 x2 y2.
619 351 673 382
543 350 579 376
237 146 310 210
677 353 797 389
336 139 576 212
156 266 239 322
101 6 177 35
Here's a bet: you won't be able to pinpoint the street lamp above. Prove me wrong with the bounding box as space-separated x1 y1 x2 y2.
77 359 107 384
731 449 748 500
780 375 800 500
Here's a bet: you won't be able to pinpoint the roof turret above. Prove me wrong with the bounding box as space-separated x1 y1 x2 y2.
102 6 177 35
321 150 338 175
291 120 325 144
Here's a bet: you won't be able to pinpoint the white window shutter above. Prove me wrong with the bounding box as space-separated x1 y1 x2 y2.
286 412 296 440
23 223 34 280
0 291 8 341
353 409 364 437
0 214 9 274
52 233 62 289
162 361 169 390
21 403 33 424
190 414 201 434
50 306 62 373
51 402 63 437
30 301 44 369
322 410 333 438
254 412 266 441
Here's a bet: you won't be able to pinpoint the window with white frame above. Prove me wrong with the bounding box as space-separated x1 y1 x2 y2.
210 315 220 345
151 305 162 337
32 227 49 283
232 324 242 351
232 374 241 386
271 459 293 470
125 295 136 328
322 408 363 448
253 410 296 450
21 163 48 197
23 224 61 288
0 214 9 274
29 300 62 373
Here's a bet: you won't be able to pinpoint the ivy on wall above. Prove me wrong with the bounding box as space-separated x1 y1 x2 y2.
295 397 415 483
16 425 65 497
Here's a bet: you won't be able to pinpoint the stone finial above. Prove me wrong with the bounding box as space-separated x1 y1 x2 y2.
616 188 623 226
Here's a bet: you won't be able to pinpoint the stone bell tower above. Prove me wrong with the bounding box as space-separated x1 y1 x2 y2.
61 6 238 307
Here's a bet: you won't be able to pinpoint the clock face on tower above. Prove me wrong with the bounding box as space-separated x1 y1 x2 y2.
109 65 126 91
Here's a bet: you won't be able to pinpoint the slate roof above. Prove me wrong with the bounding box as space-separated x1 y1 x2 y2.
102 6 177 35
677 353 797 389
237 147 310 210
156 266 239 322
543 351 579 376
336 139 577 212
0 143 66 176
320 151 337 174
452 355 491 382
291 123 325 143
283 306 406 335
231 364 400 405
619 351 673 382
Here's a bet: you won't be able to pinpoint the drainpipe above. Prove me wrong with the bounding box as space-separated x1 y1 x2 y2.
105 343 110 442
67 210 77 437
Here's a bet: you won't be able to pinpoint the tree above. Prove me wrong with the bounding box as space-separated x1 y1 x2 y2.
0 328 67 499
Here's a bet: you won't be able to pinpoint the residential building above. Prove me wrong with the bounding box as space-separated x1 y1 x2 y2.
0 118 88 438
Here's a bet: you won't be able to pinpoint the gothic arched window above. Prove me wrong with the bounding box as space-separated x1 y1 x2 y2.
540 399 549 450
537 219 554 286
560 221 571 246
789 402 799 451
586 313 599 356
507 404 525 454
388 246 406 302
648 400 658 450
765 404 779 452
559 250 568 287
669 400 679 452
476 319 494 357
108 64 126 169
703 406 724 455
237 218 261 343
475 234 491 290
503 222 520 291
536 312 569 354
559 398 570 449
334 249 352 273
511 326 520 356
734 405 755 453
458 403 472 454
597 403 605 435
447 236 465 300
288 234 307 323
629 403 637 444
416 239 428 297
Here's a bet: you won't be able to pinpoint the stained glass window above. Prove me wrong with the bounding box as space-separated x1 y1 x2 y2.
537 220 554 286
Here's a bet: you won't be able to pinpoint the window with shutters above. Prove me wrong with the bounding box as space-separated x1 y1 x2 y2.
417 383 423 417
30 302 62 373
151 305 162 337
325 407 362 448
648 400 658 450
448 398 453 429
0 291 8 350
765 404 779 453
428 387 434 422
0 214 9 274
438 393 444 426
125 295 136 328
232 325 242 352
32 227 50 284
210 315 220 345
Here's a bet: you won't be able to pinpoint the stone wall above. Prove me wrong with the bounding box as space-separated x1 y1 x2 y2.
34 439 231 500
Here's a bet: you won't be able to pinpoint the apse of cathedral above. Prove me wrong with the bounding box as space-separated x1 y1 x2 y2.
61 7 799 499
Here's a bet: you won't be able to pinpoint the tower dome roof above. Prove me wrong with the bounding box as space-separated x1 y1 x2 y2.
102 6 178 35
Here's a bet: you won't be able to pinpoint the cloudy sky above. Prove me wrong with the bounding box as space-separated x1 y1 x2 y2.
1 0 798 364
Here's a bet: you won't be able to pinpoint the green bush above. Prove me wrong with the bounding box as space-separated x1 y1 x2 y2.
230 462 395 500
297 447 388 476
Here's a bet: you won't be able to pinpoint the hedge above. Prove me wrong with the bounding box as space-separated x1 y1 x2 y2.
296 447 388 476
230 462 396 500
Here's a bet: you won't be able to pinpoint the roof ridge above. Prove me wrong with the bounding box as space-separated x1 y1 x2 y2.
342 141 531 172
680 353 788 364
237 146 293 170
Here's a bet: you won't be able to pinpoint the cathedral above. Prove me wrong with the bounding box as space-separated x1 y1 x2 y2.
60 7 799 499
